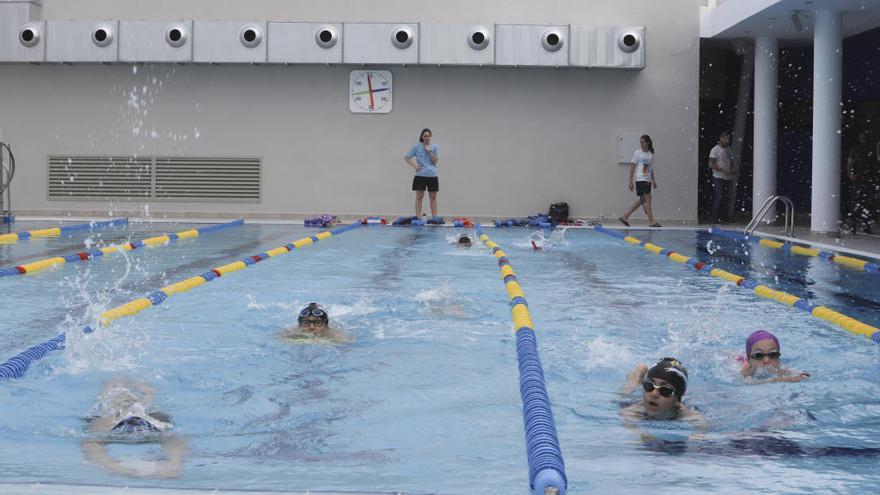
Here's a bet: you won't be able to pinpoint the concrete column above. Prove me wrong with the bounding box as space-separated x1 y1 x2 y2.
753 36 778 222
810 10 843 233
730 39 753 221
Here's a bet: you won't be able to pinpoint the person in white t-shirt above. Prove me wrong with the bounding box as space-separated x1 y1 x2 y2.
708 131 734 223
619 135 661 227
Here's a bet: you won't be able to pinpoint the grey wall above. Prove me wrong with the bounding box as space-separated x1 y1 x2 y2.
1 0 702 221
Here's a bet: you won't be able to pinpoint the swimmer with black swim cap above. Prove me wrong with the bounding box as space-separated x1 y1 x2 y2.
282 302 350 344
298 302 329 330
81 378 186 478
457 234 473 247
618 357 708 442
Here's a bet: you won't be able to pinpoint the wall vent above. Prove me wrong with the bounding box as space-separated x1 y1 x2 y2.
49 156 152 199
48 156 261 202
155 157 261 200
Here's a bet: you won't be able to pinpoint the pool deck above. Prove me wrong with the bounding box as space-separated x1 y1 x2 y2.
7 215 880 261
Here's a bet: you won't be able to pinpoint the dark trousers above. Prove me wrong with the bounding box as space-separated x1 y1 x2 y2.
848 181 878 230
712 177 733 223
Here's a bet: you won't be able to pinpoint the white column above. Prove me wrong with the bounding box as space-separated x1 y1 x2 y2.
753 36 778 222
811 10 843 233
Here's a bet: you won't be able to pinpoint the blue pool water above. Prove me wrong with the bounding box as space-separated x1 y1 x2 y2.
1 222 879 494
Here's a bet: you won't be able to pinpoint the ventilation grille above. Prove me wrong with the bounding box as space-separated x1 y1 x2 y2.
49 156 152 199
48 156 261 202
155 157 260 200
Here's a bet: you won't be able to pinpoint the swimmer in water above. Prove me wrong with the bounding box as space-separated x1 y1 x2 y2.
80 378 186 478
457 233 473 247
619 358 708 442
281 302 350 344
741 330 810 383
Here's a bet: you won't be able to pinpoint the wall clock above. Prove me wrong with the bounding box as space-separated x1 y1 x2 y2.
349 70 392 114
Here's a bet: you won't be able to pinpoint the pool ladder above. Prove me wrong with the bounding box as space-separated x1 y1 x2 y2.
745 195 795 237
0 141 13 225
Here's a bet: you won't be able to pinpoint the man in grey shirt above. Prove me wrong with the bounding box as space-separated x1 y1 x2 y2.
708 131 734 223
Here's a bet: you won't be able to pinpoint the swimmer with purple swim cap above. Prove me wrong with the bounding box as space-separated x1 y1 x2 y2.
619 357 708 442
741 330 810 383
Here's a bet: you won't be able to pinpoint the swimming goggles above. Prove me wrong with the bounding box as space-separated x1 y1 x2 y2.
299 307 326 319
642 380 676 398
750 351 781 360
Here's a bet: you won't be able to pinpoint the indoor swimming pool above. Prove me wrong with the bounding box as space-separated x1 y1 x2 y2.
1 221 879 494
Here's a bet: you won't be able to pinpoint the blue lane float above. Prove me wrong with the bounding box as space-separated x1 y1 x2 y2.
0 218 127 243
0 222 363 380
0 218 245 277
475 224 567 495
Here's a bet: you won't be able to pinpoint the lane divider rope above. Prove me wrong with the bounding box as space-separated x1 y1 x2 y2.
710 227 879 274
0 219 244 277
0 218 127 244
0 223 362 380
475 224 568 495
595 225 880 343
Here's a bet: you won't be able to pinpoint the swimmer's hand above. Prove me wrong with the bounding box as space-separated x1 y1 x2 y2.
628 181 635 192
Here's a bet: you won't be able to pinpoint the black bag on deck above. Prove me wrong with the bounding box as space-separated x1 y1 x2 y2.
548 202 569 223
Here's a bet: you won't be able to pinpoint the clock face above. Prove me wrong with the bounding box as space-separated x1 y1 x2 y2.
350 70 392 114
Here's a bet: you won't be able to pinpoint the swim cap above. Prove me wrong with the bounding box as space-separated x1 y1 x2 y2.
458 234 472 245
298 302 329 327
746 330 779 356
646 357 688 398
111 416 161 435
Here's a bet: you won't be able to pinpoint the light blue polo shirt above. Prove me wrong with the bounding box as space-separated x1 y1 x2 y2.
406 143 440 177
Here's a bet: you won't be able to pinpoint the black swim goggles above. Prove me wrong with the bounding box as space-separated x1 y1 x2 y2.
298 304 328 326
750 351 781 360
642 380 676 398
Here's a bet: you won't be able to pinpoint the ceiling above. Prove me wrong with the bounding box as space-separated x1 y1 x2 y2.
701 0 880 43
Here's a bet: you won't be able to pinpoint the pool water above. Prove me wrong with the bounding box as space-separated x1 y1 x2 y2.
1 222 878 494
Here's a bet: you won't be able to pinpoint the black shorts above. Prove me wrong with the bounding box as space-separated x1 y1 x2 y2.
635 181 652 196
412 176 439 192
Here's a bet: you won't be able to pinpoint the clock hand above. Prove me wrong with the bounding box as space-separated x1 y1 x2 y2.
367 73 375 111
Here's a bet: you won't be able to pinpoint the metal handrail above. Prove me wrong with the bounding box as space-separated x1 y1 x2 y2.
0 141 14 224
745 195 794 237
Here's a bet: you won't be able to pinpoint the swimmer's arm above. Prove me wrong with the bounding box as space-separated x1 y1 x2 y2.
82 440 144 477
134 381 155 405
761 373 811 384
744 369 811 385
404 155 419 170
682 408 709 441
153 436 187 479
328 328 353 344
627 163 636 187
81 436 187 479
619 364 648 397
619 404 654 442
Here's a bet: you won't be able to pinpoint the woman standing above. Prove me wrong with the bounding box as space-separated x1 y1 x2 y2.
404 128 440 220
619 134 660 227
